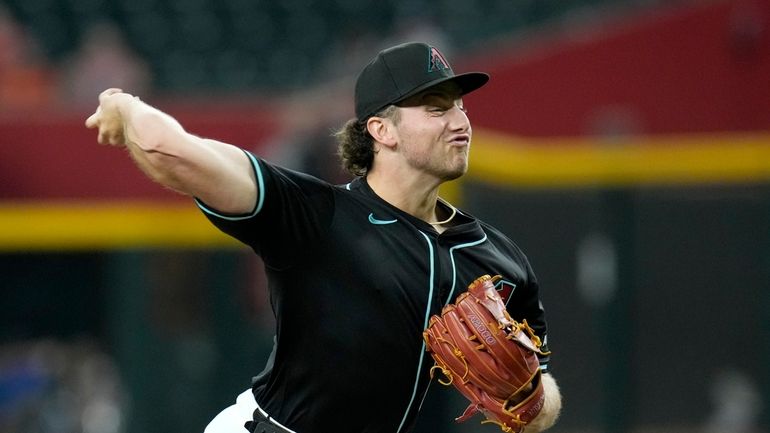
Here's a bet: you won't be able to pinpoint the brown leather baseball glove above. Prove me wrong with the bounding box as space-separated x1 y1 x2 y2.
423 275 549 433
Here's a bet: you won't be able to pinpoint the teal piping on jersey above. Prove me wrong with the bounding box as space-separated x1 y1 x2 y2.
443 234 489 306
397 231 435 433
195 151 265 220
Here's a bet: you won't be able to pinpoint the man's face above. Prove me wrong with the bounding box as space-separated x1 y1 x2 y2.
392 81 472 181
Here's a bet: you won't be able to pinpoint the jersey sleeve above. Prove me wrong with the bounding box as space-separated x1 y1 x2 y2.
195 150 335 269
507 246 552 372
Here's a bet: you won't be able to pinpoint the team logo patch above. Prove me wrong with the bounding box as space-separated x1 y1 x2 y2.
495 279 517 306
428 46 451 72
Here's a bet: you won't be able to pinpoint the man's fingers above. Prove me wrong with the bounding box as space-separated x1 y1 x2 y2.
89 89 128 145
99 88 123 101
85 111 99 128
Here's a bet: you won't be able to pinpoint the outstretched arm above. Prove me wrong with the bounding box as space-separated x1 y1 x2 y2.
85 88 257 214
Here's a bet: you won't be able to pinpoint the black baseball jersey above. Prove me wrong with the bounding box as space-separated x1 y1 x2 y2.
196 152 550 433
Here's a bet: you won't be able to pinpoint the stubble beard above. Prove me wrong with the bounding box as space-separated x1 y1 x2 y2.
428 142 470 181
443 145 470 181
401 136 470 182
442 160 468 181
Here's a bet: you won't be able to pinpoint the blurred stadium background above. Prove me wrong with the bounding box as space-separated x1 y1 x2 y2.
1 0 768 432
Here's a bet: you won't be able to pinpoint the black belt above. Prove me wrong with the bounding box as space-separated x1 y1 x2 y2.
244 410 293 433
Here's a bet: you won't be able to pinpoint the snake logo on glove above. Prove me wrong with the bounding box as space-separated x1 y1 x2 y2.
423 275 550 433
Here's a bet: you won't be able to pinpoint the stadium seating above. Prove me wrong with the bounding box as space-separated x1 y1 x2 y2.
4 0 641 93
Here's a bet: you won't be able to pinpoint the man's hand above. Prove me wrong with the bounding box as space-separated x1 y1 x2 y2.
83 87 258 213
85 88 136 147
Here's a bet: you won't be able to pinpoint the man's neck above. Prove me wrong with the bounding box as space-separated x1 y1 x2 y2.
366 169 443 224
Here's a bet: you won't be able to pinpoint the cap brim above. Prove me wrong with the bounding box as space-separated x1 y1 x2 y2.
393 71 490 106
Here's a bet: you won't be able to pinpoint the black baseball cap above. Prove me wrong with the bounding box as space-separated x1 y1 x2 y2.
354 42 490 120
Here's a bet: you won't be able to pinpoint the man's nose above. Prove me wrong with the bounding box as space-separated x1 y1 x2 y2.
448 105 470 131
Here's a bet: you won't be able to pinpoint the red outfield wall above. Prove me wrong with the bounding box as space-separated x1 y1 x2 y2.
463 0 770 136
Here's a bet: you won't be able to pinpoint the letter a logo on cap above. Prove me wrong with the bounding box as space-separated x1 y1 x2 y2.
428 46 451 72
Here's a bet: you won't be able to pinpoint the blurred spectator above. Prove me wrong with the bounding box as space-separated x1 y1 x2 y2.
0 6 55 110
0 339 125 433
386 10 452 58
704 368 763 433
265 85 352 185
59 22 151 105
320 13 450 87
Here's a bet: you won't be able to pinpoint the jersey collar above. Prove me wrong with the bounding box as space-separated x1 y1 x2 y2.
348 177 486 240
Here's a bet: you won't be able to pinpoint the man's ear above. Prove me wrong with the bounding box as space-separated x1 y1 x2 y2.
366 116 397 149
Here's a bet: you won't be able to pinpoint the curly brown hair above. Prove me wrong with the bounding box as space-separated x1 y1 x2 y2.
335 105 400 176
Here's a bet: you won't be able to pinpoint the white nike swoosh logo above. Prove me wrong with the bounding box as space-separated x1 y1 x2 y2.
368 213 397 225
